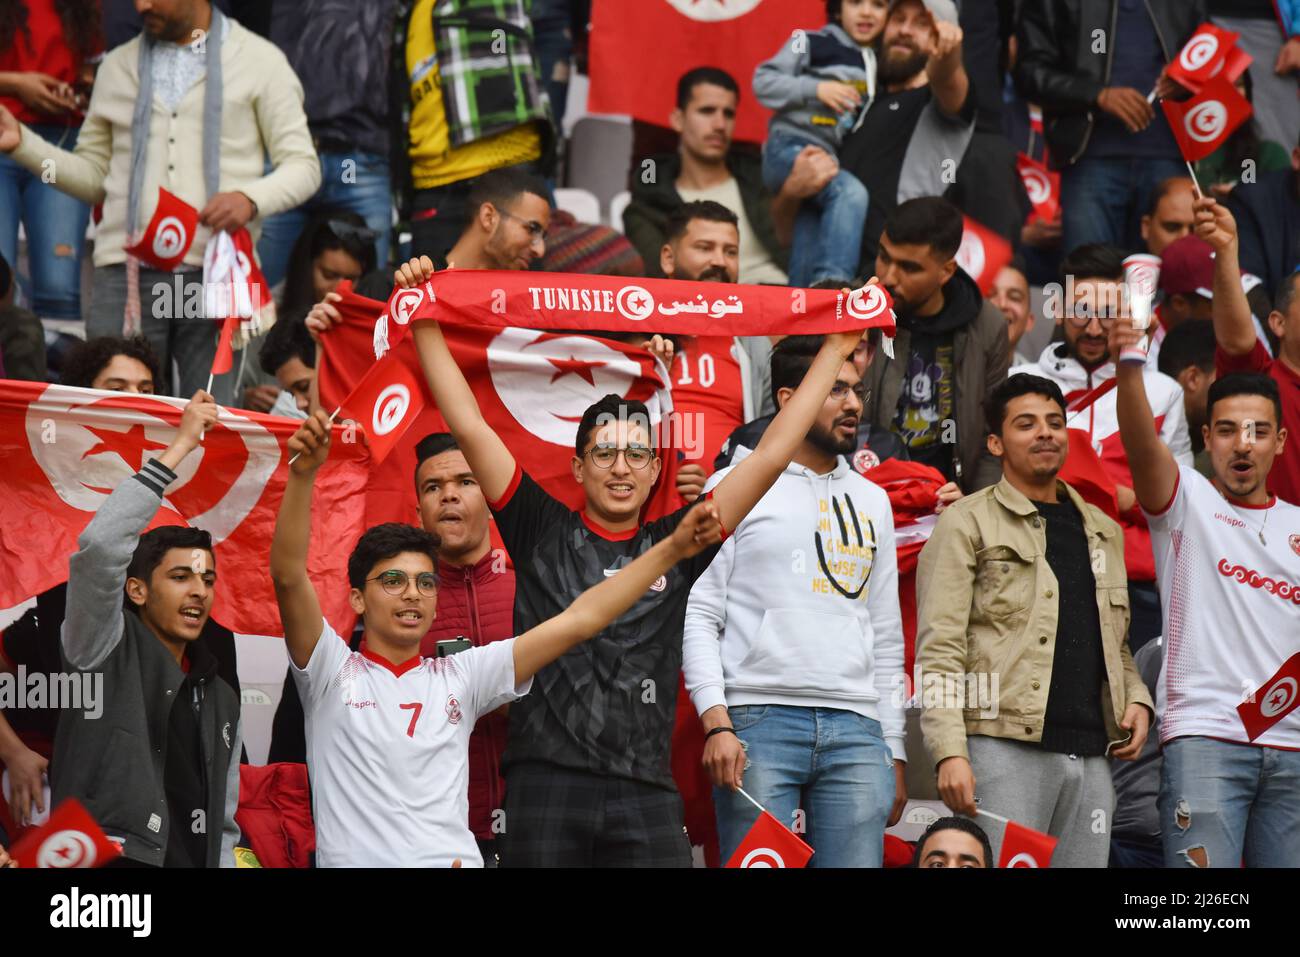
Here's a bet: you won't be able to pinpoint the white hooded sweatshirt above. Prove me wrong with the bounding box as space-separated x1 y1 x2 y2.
682 448 906 760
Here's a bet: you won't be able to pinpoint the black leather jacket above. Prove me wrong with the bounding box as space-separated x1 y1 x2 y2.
1014 0 1207 169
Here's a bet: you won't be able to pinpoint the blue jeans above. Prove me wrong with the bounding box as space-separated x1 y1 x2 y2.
256 150 392 288
1160 736 1300 868
1059 156 1187 253
532 4 573 129
762 131 867 287
714 705 895 868
0 123 91 319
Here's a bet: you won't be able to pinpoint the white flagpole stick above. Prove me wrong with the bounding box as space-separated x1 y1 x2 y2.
205 372 214 395
735 787 767 816
287 405 341 466
1185 160 1203 198
1146 88 1157 104
974 806 1011 825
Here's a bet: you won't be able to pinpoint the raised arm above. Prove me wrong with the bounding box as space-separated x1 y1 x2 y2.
63 392 217 671
1110 318 1180 513
270 411 331 669
926 19 969 118
397 257 518 502
1195 196 1257 357
512 501 723 683
710 327 862 532
0 67 114 205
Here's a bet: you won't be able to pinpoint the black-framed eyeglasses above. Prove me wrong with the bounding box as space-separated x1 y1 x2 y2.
585 444 655 470
327 219 378 245
366 570 438 596
499 210 548 244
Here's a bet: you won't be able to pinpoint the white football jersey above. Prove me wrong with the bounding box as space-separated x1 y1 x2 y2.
293 622 530 867
1147 466 1300 750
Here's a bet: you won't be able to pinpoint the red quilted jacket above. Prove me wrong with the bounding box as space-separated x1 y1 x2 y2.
420 551 516 841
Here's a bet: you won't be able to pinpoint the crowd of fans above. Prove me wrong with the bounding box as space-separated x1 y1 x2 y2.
0 0 1298 870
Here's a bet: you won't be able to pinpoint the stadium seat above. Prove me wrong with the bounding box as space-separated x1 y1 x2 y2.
553 187 602 225
609 191 632 234
564 117 633 219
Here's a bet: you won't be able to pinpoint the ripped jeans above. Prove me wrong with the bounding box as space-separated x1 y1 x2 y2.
1159 736 1300 868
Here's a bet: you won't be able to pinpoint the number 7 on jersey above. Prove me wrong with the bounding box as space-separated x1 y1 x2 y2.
399 701 423 737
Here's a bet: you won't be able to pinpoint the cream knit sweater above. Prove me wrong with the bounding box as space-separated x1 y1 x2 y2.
9 19 321 269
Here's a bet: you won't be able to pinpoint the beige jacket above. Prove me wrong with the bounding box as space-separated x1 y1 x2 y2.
10 19 320 269
915 477 1153 767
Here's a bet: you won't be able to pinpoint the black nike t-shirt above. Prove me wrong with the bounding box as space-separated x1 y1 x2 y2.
491 466 721 790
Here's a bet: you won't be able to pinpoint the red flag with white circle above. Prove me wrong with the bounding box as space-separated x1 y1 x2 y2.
10 799 121 868
1166 23 1240 90
1237 652 1300 742
0 381 369 636
1015 152 1060 224
1161 74 1253 163
338 348 429 466
998 819 1058 868
956 216 1013 296
725 808 814 868
124 187 199 271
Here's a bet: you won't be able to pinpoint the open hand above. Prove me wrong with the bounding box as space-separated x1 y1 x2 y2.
2 743 48 827
816 80 862 114
10 72 78 115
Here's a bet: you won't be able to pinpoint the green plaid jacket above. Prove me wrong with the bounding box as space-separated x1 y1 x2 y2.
431 0 551 147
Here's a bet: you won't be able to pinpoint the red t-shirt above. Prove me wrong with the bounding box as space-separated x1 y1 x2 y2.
669 336 745 471
0 0 95 126
1216 341 1300 505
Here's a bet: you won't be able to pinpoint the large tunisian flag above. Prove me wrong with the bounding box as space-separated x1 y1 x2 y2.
588 0 827 143
0 381 369 637
316 286 686 525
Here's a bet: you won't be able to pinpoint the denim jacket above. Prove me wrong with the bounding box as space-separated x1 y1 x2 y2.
915 476 1153 768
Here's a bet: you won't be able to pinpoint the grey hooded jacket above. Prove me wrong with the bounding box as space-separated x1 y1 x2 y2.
753 23 876 154
52 459 241 868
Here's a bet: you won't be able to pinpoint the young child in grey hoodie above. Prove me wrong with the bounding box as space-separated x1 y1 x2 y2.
753 0 886 287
